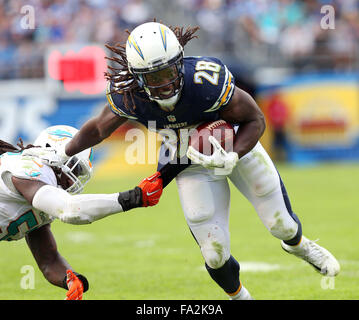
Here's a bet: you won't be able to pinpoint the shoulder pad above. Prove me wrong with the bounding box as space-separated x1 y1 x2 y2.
204 65 235 112
106 82 138 120
11 155 58 186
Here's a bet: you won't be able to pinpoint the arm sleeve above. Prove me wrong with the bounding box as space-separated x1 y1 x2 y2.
159 160 191 188
32 185 124 224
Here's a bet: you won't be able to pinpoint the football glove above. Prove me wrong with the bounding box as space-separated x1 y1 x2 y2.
187 136 239 175
22 144 69 167
138 171 163 207
65 270 84 300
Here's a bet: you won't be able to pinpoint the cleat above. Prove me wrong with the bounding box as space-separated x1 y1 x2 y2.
281 236 340 276
229 285 254 300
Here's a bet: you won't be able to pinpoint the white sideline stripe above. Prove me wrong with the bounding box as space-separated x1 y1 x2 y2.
198 261 284 273
240 262 283 272
66 232 95 243
134 239 156 248
339 260 359 266
65 233 162 245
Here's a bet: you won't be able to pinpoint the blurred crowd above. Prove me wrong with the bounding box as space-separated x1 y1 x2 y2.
175 0 359 72
0 0 152 79
0 0 358 80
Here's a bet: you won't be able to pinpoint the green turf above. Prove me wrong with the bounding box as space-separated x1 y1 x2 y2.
1 163 359 300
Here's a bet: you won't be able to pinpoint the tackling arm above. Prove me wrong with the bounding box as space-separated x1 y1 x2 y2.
32 185 130 224
11 173 162 225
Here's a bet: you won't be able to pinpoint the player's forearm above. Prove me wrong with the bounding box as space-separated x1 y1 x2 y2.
39 255 71 288
65 105 127 156
26 225 71 288
32 185 142 224
233 117 265 159
220 87 266 159
33 250 79 290
65 118 105 156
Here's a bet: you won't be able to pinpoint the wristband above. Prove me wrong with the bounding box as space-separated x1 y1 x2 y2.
62 272 89 293
118 187 143 211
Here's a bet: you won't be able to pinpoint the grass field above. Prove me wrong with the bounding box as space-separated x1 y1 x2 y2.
1 162 359 300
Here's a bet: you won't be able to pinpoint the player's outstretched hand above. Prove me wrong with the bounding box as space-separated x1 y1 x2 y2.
138 171 163 207
22 145 69 167
65 270 84 300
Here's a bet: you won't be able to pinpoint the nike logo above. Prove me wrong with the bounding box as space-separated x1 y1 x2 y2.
147 173 159 180
146 190 161 196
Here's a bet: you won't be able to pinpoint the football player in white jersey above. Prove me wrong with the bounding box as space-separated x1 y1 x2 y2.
0 125 162 300
25 22 340 300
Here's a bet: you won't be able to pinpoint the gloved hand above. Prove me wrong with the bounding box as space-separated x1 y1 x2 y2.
22 144 69 167
187 135 238 175
138 171 163 207
65 270 84 300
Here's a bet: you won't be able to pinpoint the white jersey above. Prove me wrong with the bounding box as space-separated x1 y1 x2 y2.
0 152 57 241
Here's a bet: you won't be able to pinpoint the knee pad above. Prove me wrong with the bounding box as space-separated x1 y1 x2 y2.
186 209 215 224
237 144 280 197
268 210 299 240
192 223 230 269
201 242 230 269
184 200 215 224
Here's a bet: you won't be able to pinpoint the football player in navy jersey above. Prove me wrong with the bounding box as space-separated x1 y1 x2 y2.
31 22 340 299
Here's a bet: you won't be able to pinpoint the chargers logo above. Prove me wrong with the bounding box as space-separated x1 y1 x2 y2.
127 36 145 60
159 25 169 51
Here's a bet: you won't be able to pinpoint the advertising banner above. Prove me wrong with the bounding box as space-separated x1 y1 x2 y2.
258 73 359 163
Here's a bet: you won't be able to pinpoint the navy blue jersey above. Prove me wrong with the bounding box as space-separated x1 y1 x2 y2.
106 56 235 131
106 56 235 173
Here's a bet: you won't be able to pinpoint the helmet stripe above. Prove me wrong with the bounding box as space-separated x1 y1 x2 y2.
88 148 94 167
159 25 168 51
127 36 144 60
48 129 73 138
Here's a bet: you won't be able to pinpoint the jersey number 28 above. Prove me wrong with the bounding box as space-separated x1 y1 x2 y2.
194 61 221 85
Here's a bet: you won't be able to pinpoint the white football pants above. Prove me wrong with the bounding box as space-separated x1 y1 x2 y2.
176 142 299 269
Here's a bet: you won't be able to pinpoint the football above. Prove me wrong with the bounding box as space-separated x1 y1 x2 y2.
189 120 235 155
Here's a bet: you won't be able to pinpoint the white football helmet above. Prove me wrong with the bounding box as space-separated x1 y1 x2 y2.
126 22 184 110
33 125 93 194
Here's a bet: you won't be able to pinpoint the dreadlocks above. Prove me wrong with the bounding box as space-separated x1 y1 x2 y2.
104 21 200 112
0 138 35 156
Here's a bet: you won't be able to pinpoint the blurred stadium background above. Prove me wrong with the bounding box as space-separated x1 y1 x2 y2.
1 0 359 300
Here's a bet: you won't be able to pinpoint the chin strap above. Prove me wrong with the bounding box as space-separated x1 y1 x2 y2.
150 92 181 111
